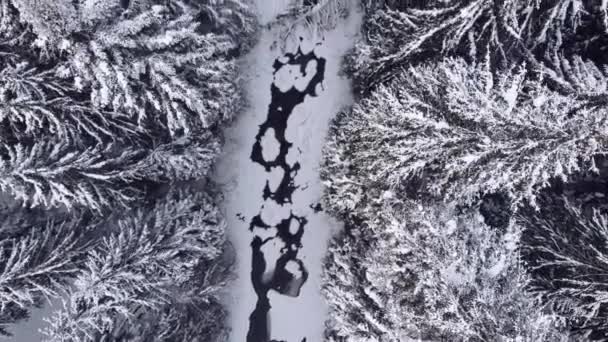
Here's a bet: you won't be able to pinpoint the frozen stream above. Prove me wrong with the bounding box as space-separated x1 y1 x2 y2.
214 2 362 342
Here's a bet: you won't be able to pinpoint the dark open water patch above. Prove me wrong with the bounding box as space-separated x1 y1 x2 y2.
246 42 326 342
309 202 323 213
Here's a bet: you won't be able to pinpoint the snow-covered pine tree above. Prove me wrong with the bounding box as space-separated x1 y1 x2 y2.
42 189 227 341
352 0 608 91
519 194 608 340
2 0 257 144
323 200 565 341
0 1 138 144
322 57 608 210
59 0 255 138
319 1 608 341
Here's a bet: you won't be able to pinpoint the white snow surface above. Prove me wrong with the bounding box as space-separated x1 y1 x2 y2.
214 3 363 342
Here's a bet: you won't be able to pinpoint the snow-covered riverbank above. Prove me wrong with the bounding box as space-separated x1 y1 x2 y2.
214 2 362 341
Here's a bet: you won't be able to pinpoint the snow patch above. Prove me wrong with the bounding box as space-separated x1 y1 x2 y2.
261 127 281 162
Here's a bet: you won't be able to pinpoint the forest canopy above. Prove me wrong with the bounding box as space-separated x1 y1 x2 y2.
321 0 608 341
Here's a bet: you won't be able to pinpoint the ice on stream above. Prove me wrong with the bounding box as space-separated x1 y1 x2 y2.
214 2 363 341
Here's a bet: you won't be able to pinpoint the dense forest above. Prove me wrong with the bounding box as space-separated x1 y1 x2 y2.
321 0 608 341
0 0 255 340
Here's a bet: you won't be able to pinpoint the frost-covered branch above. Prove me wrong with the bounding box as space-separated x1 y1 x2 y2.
519 195 608 339
0 219 88 336
0 63 138 142
354 0 606 90
0 142 143 211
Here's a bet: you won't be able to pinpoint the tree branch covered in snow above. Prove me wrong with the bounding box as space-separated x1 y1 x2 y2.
0 63 139 143
352 0 608 91
0 141 142 211
0 218 89 336
519 194 608 340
